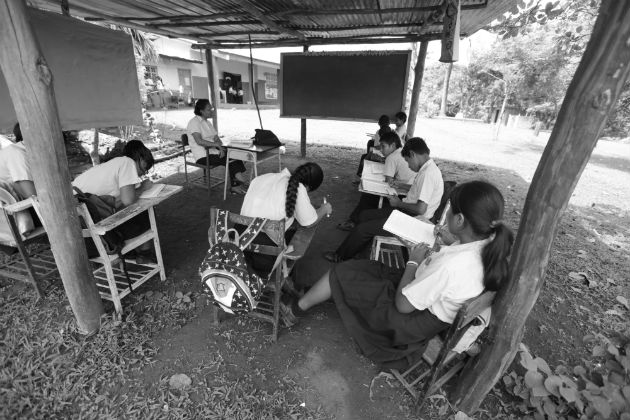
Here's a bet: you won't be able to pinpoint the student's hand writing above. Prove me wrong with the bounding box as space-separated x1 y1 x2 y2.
434 225 456 245
321 202 333 216
387 195 402 207
409 243 431 264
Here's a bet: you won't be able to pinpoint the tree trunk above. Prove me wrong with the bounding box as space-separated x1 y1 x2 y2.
0 0 104 334
90 128 100 165
453 0 630 412
407 41 429 138
300 45 309 158
439 63 453 116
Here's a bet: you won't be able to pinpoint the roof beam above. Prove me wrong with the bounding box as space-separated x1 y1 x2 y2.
238 0 305 41
192 33 445 49
84 12 247 23
276 3 486 17
202 30 278 38
148 19 261 28
290 22 430 32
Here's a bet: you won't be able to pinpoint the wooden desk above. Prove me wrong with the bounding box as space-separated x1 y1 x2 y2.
223 142 283 200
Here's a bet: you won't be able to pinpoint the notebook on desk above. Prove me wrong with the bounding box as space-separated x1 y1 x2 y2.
139 183 165 199
362 161 386 182
361 179 397 196
383 210 436 246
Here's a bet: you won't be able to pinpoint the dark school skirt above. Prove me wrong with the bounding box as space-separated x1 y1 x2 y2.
329 259 449 365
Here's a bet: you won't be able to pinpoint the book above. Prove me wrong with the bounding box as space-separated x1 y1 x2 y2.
362 161 385 182
140 183 165 199
361 179 397 196
383 210 436 246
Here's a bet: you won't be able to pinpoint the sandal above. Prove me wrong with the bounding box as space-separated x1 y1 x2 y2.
230 185 246 195
336 220 356 231
323 251 343 263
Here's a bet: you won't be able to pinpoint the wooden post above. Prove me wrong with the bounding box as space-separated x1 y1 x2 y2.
440 0 460 63
0 0 103 334
407 41 428 138
60 0 69 16
453 0 630 413
439 63 453 116
300 45 309 158
205 48 219 130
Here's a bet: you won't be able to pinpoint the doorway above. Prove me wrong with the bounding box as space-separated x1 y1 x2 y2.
222 72 242 104
177 68 192 97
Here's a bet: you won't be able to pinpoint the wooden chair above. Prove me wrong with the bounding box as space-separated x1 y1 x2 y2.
0 196 55 298
390 292 495 405
76 203 165 314
208 208 319 342
181 134 223 196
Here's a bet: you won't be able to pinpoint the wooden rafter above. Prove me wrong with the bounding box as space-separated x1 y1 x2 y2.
149 19 262 28
238 0 305 40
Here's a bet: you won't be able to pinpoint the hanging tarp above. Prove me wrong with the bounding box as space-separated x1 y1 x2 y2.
0 8 142 131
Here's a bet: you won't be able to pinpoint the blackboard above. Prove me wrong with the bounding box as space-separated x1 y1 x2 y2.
280 51 411 122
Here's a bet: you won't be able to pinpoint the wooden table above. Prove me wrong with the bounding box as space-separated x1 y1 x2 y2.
223 142 283 200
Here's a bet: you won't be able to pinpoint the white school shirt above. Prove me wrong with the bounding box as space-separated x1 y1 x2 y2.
72 156 141 199
240 168 318 231
395 123 407 143
402 239 489 323
0 134 13 149
186 115 220 161
404 158 443 219
384 148 416 184
0 143 32 185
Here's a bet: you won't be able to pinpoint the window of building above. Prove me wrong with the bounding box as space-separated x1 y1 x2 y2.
264 72 278 100
144 65 158 81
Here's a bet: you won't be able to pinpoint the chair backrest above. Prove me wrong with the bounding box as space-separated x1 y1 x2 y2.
430 180 457 225
452 291 495 332
208 207 285 257
181 133 189 147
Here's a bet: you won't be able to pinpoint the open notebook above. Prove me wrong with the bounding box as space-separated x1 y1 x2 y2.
361 179 396 196
139 183 165 199
362 160 385 182
383 210 436 246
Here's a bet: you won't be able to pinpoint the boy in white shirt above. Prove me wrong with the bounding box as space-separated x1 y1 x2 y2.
0 124 36 200
394 111 408 144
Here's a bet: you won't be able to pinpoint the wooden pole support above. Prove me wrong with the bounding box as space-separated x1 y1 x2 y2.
407 41 429 138
300 45 309 158
0 0 104 334
440 0 460 63
205 48 219 131
453 0 630 412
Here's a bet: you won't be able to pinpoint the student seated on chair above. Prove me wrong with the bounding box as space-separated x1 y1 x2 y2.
0 123 36 200
326 137 443 262
394 111 408 144
281 181 514 370
356 114 392 179
186 99 247 194
72 140 156 263
339 131 416 231
239 162 332 274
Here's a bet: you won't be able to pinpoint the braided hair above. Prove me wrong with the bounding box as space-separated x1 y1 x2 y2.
449 181 514 291
285 163 324 218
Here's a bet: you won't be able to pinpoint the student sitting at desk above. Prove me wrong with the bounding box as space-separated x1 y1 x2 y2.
282 181 514 370
72 140 156 263
0 123 36 200
325 137 443 263
338 131 416 231
356 114 392 179
240 162 332 274
187 99 247 194
394 111 408 144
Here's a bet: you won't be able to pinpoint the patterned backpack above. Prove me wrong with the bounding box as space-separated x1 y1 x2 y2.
200 209 268 314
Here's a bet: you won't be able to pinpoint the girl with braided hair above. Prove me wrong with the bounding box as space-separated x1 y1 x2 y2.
240 162 332 274
281 180 514 370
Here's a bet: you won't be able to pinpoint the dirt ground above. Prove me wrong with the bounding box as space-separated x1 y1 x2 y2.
3 109 630 419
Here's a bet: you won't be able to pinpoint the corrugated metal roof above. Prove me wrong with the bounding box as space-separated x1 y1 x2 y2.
29 0 515 48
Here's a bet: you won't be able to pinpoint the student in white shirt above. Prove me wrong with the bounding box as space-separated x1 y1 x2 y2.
339 131 415 230
281 181 514 369
240 162 332 274
0 123 36 200
186 99 247 194
356 114 391 179
394 111 408 144
73 140 156 262
326 137 444 262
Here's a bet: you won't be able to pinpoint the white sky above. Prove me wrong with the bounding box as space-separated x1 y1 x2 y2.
227 30 497 67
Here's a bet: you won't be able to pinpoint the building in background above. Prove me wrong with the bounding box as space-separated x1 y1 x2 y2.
144 37 279 108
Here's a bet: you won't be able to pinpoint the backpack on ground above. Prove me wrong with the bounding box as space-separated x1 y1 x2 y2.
200 209 271 314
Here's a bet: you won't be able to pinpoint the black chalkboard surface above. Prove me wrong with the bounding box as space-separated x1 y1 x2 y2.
280 51 411 122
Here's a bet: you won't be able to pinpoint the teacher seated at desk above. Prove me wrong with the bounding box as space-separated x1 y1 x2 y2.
72 140 156 263
187 99 247 194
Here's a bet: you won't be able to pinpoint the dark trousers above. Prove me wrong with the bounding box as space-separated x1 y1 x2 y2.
357 140 375 176
196 155 246 182
336 207 396 260
349 194 389 224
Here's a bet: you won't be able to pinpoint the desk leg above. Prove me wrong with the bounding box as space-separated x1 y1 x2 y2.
278 150 281 172
378 197 384 209
148 207 166 281
223 152 230 200
253 155 258 178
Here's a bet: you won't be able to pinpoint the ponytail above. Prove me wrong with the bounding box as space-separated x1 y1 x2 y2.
285 162 324 218
449 181 514 291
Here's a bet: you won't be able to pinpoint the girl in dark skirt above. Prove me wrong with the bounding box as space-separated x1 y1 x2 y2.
281 180 514 368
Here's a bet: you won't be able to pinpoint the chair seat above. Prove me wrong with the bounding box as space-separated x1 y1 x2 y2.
88 230 155 264
0 226 46 247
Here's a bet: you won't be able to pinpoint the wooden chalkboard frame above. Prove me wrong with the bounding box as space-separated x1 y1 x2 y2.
279 50 411 122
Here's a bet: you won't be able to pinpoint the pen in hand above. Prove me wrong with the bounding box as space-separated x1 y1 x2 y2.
323 196 331 218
